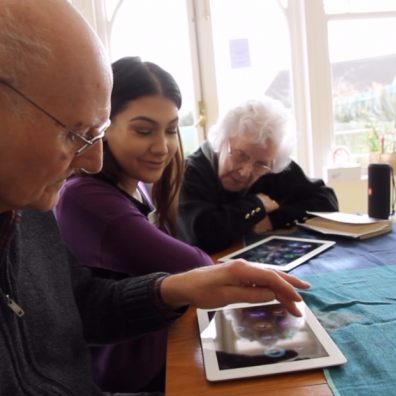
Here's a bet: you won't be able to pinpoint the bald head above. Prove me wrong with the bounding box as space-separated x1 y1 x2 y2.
0 0 112 110
0 0 112 212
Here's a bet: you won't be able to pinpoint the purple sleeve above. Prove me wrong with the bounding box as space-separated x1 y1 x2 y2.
56 177 212 276
101 202 212 275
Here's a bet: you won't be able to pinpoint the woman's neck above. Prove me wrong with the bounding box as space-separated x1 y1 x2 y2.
117 178 141 202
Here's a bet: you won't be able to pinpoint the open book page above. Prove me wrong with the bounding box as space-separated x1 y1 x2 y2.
297 212 392 239
306 212 386 225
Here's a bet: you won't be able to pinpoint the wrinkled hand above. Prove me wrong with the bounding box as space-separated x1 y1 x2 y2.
253 216 273 234
256 193 279 213
160 260 310 317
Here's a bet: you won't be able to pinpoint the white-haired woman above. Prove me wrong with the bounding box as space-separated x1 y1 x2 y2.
177 98 338 254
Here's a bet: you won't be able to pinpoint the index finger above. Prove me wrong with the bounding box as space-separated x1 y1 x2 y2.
243 264 310 297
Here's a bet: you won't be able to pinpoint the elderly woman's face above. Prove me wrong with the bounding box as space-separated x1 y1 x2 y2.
218 135 277 192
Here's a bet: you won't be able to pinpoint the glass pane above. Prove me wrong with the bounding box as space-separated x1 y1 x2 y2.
325 0 396 14
210 0 292 114
104 0 119 16
328 18 396 166
108 0 199 155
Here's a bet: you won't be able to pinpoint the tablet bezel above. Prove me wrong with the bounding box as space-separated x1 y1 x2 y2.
197 300 346 382
218 236 335 271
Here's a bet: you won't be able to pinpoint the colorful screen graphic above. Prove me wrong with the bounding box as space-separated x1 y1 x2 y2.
234 239 322 266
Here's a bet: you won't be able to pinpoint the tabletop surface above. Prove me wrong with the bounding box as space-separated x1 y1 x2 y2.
165 225 396 396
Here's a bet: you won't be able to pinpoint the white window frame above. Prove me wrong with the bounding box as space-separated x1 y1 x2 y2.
192 0 333 177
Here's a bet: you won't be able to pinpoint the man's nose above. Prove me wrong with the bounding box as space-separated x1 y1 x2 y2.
71 140 103 174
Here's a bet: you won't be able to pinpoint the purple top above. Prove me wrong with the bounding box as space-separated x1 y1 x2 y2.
55 175 212 393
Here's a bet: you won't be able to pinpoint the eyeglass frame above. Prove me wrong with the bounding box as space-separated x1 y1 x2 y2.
0 78 111 156
227 140 273 176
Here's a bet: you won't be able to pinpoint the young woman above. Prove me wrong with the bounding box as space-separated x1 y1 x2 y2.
55 57 212 394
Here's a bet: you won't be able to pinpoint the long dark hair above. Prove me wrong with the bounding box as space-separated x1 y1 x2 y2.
100 56 184 234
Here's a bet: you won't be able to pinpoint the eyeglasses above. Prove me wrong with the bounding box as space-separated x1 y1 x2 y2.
0 79 111 156
227 141 273 176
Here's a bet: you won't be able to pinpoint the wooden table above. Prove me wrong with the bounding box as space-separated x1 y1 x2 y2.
165 245 332 395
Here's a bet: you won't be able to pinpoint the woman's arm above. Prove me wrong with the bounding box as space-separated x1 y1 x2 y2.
254 161 339 230
56 177 212 276
101 204 213 274
178 163 267 253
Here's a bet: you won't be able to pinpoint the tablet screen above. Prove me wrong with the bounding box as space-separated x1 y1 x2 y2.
218 236 335 271
208 303 327 371
197 301 346 382
234 239 322 266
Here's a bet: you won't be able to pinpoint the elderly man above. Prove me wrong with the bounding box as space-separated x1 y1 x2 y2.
0 1 309 395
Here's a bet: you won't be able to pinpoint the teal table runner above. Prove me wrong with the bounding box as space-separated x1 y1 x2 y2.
301 264 396 396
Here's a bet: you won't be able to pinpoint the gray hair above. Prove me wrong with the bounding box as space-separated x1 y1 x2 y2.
208 98 295 173
0 4 52 111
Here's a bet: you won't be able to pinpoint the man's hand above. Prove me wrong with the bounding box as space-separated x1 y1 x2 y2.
160 260 310 317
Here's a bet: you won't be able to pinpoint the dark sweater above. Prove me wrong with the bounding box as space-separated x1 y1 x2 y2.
177 142 339 253
0 209 180 395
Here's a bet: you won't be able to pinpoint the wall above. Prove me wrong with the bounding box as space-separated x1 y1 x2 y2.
328 179 368 214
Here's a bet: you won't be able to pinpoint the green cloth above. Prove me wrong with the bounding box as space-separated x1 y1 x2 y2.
301 265 396 396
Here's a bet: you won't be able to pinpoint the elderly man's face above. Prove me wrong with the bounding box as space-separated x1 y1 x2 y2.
218 135 276 192
0 81 110 212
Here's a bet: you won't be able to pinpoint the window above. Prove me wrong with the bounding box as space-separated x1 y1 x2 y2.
209 0 292 114
328 11 396 170
73 0 396 177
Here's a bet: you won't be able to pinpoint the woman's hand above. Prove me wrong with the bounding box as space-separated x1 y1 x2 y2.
253 193 279 233
160 260 310 317
256 193 279 213
253 216 273 234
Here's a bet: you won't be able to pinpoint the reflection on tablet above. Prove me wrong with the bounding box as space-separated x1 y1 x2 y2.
198 301 347 381
204 303 328 370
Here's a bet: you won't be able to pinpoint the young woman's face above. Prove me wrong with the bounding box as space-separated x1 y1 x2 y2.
106 94 179 186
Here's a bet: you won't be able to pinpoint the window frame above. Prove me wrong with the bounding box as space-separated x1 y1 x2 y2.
72 0 396 178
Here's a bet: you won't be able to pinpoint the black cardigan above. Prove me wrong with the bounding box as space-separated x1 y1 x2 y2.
177 143 339 254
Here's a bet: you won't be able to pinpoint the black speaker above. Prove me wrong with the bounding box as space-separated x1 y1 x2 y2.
368 163 391 219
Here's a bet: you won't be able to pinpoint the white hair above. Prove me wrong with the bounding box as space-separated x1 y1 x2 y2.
208 97 296 173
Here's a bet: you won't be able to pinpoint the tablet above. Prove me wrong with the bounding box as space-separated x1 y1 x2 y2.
218 236 335 271
197 301 346 382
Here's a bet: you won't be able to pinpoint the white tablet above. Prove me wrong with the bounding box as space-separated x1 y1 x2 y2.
218 236 335 271
197 301 346 382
